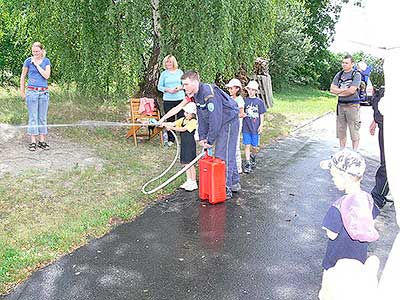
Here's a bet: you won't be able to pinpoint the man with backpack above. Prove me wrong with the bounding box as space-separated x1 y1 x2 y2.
330 54 362 151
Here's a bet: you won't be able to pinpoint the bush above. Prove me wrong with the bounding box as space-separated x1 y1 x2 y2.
318 51 342 90
268 0 312 90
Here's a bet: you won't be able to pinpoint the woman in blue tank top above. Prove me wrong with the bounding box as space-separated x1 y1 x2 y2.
157 55 185 145
20 41 51 151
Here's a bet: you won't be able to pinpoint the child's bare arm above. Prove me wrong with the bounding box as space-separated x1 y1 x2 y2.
161 121 174 127
166 125 187 132
239 107 246 118
323 226 339 240
258 113 265 134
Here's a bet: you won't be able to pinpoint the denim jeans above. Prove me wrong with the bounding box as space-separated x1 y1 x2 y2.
26 89 49 135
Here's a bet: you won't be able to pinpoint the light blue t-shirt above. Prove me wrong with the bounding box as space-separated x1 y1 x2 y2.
23 57 51 88
235 95 245 109
157 69 185 101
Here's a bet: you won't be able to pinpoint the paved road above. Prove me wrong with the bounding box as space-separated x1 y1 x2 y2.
3 107 397 300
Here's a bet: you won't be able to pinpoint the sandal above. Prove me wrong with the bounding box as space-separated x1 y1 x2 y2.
37 141 50 150
28 143 37 151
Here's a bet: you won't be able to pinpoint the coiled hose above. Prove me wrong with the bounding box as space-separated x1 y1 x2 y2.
141 130 206 194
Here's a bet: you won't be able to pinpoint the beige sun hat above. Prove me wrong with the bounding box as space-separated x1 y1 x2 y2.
183 102 197 115
246 80 259 91
226 78 242 88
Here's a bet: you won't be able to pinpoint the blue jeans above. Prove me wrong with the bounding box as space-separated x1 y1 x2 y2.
26 90 49 135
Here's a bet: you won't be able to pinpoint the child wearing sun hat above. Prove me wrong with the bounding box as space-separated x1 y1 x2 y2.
320 149 380 272
242 80 267 173
162 102 198 191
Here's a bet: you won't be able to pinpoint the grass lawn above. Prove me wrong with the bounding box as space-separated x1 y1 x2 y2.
261 86 336 144
0 85 336 294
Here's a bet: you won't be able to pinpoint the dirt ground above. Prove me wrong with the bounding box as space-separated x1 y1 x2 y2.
0 124 103 178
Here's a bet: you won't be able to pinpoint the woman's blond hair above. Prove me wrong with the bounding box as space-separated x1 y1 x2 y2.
32 41 46 58
162 54 178 70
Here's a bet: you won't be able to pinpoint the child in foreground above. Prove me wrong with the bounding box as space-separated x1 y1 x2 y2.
162 102 198 191
319 149 379 272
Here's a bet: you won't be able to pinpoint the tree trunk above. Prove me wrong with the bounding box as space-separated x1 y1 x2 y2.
140 0 161 99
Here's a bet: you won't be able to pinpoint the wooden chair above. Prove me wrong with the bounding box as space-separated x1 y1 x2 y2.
126 98 163 146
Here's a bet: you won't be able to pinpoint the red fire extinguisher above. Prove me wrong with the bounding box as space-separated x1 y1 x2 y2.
199 149 226 204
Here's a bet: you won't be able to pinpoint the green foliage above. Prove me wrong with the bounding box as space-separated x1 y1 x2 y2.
0 1 31 84
1 0 278 96
299 0 345 87
268 0 348 89
229 0 277 76
2 0 152 97
317 51 342 90
160 0 277 82
1 0 343 95
160 0 232 81
29 0 152 97
269 0 312 89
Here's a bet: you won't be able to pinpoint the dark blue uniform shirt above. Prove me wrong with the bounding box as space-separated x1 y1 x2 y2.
194 83 239 145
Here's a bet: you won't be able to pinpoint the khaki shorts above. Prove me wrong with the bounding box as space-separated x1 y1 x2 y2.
336 103 361 141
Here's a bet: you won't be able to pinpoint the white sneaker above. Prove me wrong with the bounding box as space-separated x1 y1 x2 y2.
180 181 190 189
184 180 198 191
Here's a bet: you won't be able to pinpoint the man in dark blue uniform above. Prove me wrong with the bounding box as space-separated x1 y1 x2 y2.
369 86 390 209
181 71 240 198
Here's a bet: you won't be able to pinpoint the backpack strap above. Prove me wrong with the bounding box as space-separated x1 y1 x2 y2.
337 70 344 85
338 70 358 84
338 70 358 85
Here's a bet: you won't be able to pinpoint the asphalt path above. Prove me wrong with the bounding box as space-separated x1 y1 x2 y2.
3 107 397 300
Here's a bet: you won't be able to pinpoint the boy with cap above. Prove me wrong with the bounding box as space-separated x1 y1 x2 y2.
242 80 266 173
320 149 379 272
162 102 198 191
